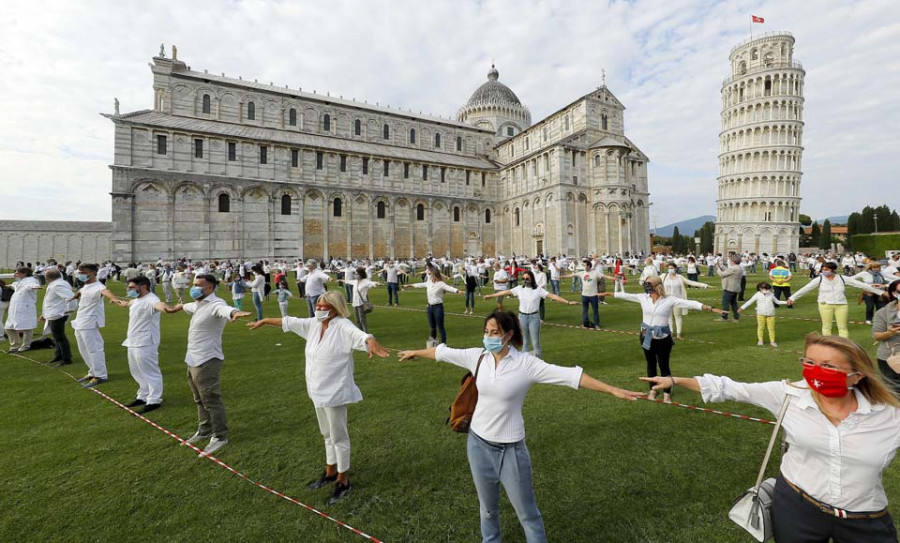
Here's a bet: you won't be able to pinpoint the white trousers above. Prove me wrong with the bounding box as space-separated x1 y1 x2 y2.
75 327 107 379
314 405 350 473
162 282 173 302
128 345 163 404
5 329 33 349
278 301 289 317
0 301 8 340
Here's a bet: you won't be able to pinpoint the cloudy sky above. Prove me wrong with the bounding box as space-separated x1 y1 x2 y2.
1 0 896 228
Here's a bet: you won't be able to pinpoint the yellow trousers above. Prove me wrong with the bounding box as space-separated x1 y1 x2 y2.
756 315 776 343
818 303 849 338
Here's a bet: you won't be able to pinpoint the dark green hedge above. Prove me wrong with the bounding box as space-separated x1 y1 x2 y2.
850 233 900 258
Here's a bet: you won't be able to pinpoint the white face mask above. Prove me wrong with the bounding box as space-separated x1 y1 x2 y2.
314 310 331 322
667 269 676 275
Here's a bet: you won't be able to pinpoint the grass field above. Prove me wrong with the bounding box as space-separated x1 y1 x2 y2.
2 272 898 542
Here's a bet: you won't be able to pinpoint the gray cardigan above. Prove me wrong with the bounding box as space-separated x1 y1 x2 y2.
717 264 743 293
872 300 900 361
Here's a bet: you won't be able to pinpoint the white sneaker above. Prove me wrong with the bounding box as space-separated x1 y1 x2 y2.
866 320 872 325
647 390 658 401
757 341 764 346
663 393 672 404
183 431 211 446
200 437 228 456
770 342 778 348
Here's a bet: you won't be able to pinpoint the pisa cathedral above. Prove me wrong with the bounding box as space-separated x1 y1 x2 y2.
107 47 651 263
715 31 805 255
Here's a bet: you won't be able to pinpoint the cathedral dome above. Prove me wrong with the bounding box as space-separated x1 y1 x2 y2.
465 65 523 107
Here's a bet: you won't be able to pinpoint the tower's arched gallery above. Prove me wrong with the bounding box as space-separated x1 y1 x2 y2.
108 49 651 262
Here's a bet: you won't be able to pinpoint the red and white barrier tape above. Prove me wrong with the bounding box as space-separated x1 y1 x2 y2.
4 349 386 543
636 395 776 426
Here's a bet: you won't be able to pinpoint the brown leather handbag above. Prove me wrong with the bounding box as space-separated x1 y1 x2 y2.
447 353 487 433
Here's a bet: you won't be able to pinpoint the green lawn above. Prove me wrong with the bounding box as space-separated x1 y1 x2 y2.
2 273 897 542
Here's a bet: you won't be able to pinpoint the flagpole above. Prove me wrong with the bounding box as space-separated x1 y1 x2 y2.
749 14 753 40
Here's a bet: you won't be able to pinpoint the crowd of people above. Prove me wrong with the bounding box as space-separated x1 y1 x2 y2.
3 248 900 542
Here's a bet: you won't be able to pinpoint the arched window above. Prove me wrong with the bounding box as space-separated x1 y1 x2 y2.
601 114 608 130
377 201 386 219
247 101 255 120
202 94 211 114
218 193 230 213
323 114 331 132
416 204 425 221
485 209 491 224
751 48 759 60
409 128 416 144
281 194 291 215
456 136 462 151
564 115 570 130
507 126 514 137
453 206 460 222
383 123 390 139
354 119 361 135
434 132 441 148
289 108 297 126
333 197 342 217
514 208 520 226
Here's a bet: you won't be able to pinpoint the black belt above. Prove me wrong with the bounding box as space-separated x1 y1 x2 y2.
428 303 444 307
783 477 889 520
519 311 538 315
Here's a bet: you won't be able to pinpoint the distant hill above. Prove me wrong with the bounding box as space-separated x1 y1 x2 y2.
814 215 849 225
654 215 716 237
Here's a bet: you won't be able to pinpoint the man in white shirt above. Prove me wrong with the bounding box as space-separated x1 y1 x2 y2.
303 260 332 317
491 263 509 309
561 260 605 328
379 260 405 306
39 268 75 365
72 264 119 388
169 274 250 455
4 266 42 353
113 276 174 413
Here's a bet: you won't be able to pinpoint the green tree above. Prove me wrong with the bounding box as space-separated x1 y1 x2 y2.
810 222 821 247
672 226 682 253
694 221 715 254
819 219 832 249
890 211 900 231
798 213 812 227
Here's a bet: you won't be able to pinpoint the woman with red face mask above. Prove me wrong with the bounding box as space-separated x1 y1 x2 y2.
642 333 900 543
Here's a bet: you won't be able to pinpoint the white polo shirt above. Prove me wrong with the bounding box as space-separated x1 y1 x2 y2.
42 278 74 321
492 269 509 291
411 279 459 305
72 281 107 330
122 293 162 348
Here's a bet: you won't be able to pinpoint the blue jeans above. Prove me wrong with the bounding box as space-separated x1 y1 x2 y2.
307 294 320 318
387 282 399 305
252 292 264 321
570 276 581 292
549 279 560 296
721 290 739 320
707 265 715 277
581 295 599 327
344 283 353 303
519 313 542 358
466 289 476 310
426 303 446 344
467 432 547 543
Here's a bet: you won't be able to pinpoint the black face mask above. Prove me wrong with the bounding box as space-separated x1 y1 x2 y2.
643 283 654 294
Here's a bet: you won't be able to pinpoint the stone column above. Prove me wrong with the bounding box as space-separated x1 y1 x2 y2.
588 204 597 254
167 194 176 260
409 204 414 259
206 194 213 260
625 213 632 254
604 210 611 254
346 196 353 260
238 196 246 257
297 192 305 261
427 200 434 256
368 199 374 260
323 199 330 262
388 200 396 260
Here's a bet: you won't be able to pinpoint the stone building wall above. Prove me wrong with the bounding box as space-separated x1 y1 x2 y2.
0 221 111 267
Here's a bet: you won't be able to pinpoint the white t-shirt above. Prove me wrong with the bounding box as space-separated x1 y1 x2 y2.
383 265 401 283
579 269 604 296
492 269 509 291
346 279 379 307
510 286 549 314
72 281 107 329
123 293 162 347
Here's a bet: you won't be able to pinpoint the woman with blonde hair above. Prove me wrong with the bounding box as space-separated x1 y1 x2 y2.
599 276 724 402
403 262 462 345
644 333 900 542
247 290 390 505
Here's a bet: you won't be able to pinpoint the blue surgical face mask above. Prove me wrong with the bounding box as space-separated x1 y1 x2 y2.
126 289 139 298
483 335 505 353
77 273 89 282
189 286 205 300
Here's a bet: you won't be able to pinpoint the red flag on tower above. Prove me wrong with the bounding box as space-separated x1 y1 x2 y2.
751 15 765 23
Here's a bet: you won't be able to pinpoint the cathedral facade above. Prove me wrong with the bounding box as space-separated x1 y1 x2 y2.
107 48 651 263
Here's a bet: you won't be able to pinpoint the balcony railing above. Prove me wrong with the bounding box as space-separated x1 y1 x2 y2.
723 61 804 86
730 31 794 55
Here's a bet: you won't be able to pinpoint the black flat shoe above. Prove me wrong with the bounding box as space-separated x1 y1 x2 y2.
125 399 146 408
137 403 161 414
307 471 338 490
327 481 351 505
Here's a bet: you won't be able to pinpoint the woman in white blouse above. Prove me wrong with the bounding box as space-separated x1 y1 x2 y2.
643 333 900 542
661 262 710 340
484 270 577 358
248 264 266 322
851 261 891 324
398 310 641 543
605 276 724 402
247 291 389 505
788 261 886 338
341 267 381 333
403 263 462 345
639 257 659 283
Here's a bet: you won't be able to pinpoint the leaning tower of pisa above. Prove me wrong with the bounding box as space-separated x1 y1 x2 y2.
715 31 805 255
